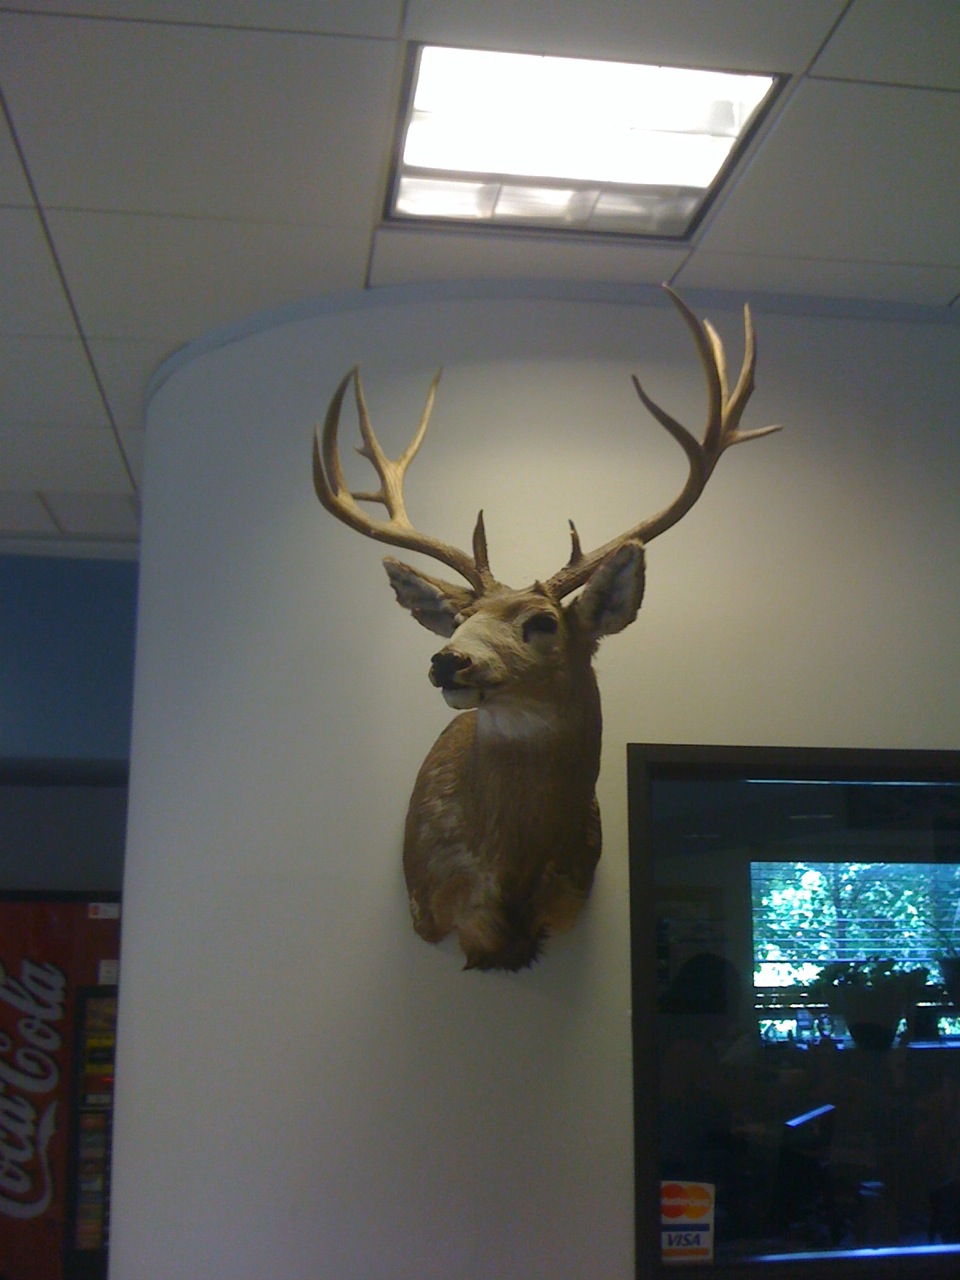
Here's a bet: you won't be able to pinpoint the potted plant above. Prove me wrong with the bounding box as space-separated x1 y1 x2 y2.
807 958 929 1051
928 908 960 1004
938 950 960 1005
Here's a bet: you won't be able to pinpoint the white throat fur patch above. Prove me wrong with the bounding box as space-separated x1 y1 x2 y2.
476 701 561 742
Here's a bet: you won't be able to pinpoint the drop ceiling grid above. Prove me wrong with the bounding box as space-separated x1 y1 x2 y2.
0 0 958 555
681 79 960 300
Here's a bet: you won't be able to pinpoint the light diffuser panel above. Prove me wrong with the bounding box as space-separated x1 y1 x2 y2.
389 45 781 238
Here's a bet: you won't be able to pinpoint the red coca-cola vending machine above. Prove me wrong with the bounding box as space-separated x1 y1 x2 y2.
0 893 121 1280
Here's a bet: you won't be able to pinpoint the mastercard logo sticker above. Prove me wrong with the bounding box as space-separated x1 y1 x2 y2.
661 1181 714 1221
661 1181 715 1263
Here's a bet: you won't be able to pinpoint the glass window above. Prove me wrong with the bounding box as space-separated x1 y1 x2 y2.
629 746 960 1277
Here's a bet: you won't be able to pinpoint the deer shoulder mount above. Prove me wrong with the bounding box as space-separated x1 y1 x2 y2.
313 287 779 971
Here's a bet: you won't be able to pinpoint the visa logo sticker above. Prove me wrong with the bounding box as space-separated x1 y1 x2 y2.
661 1181 715 1264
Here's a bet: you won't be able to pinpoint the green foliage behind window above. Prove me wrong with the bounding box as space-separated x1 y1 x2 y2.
751 861 960 987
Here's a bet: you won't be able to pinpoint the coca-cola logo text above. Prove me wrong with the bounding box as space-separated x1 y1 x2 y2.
0 958 66 1219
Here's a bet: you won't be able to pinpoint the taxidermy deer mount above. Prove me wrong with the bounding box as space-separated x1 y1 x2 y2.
313 287 779 971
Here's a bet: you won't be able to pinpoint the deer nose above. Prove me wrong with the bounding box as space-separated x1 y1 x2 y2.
429 650 471 688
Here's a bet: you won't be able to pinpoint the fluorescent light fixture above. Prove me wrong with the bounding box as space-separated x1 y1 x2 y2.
389 46 781 238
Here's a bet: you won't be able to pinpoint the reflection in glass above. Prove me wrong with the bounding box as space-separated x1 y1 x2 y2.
630 747 960 1271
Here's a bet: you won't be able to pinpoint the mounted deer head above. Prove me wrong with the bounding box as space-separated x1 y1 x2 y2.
313 287 779 971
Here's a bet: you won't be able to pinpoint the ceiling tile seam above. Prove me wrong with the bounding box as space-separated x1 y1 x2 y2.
34 489 140 536
803 0 958 93
364 33 410 289
0 528 137 547
690 247 960 271
803 0 857 76
0 82 140 498
372 213 700 250
684 70 803 254
0 7 404 41
34 490 64 536
0 330 106 343
665 243 697 294
362 223 379 291
805 72 960 94
33 203 351 229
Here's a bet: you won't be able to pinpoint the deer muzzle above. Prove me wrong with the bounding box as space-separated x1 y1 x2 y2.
429 649 471 689
429 650 485 709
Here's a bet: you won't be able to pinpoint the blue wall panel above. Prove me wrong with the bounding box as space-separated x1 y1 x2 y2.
0 555 138 761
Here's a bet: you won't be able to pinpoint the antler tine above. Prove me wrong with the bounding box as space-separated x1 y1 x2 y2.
472 510 491 580
313 367 494 593
544 285 780 601
665 286 725 456
350 365 434 508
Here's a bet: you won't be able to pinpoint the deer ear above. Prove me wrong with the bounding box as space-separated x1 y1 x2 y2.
571 540 645 639
383 557 477 637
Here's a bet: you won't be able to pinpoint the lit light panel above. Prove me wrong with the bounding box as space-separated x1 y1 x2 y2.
389 46 781 238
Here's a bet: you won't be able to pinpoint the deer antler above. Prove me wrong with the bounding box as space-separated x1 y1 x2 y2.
544 285 780 600
313 366 497 594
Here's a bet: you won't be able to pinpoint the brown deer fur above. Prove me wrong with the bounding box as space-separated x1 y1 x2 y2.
389 544 642 969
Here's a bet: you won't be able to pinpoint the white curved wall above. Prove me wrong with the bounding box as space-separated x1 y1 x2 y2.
111 289 960 1279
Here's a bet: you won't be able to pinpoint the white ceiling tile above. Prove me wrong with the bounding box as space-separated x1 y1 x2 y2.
0 15 401 224
699 79 960 265
1 1 958 553
0 424 136 490
0 206 77 336
404 0 847 71
0 113 33 205
0 336 109 426
43 491 140 538
675 251 960 308
812 0 960 90
16 2 404 37
0 491 58 535
87 338 178 437
370 225 689 288
47 209 373 342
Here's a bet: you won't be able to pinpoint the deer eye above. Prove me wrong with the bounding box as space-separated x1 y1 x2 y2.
522 611 559 643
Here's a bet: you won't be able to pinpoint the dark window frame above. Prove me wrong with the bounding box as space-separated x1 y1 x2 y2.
628 743 960 1280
